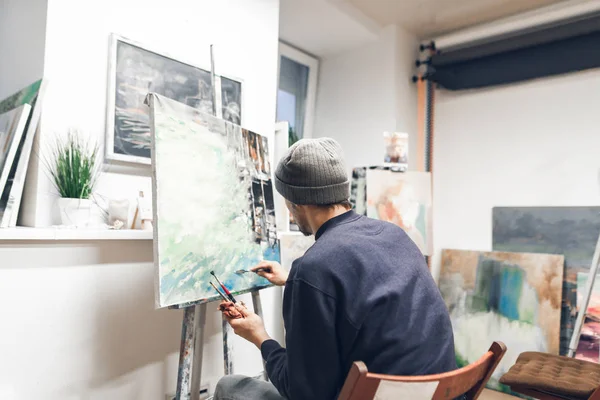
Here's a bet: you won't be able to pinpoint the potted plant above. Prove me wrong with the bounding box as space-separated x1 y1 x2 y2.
46 129 100 226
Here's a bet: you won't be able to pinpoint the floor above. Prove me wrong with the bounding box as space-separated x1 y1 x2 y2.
481 389 520 399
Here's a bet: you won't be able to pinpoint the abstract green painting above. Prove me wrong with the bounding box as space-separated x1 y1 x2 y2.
147 93 279 308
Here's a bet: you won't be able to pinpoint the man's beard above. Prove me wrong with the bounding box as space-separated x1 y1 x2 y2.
297 222 312 237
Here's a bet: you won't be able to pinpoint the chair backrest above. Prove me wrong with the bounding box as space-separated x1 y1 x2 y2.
338 341 506 400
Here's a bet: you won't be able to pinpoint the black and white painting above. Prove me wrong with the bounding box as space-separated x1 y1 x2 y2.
105 34 243 164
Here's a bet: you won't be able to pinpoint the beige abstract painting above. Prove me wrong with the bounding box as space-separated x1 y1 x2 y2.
439 249 564 397
366 169 432 255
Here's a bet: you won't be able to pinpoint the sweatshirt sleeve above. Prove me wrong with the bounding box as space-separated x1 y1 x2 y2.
261 279 340 400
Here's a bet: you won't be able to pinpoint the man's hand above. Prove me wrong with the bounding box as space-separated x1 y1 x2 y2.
251 260 288 286
220 301 271 348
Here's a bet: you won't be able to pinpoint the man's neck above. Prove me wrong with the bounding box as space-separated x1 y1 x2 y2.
308 206 351 235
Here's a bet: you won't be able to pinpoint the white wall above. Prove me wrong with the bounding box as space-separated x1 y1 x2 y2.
313 25 418 172
0 0 282 398
0 0 47 99
22 0 281 227
432 69 600 281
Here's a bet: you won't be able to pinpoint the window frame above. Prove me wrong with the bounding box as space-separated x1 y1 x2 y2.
276 41 319 140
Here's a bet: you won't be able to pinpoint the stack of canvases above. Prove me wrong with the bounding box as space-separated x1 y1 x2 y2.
349 170 600 398
0 80 47 228
437 207 600 397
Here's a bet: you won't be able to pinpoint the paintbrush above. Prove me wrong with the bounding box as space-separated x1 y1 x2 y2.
210 271 237 303
210 281 230 302
235 267 271 275
212 282 245 319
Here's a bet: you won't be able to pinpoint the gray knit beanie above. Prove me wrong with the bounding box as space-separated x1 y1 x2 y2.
274 137 349 205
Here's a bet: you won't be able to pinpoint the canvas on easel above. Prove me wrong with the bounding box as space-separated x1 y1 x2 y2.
148 93 280 308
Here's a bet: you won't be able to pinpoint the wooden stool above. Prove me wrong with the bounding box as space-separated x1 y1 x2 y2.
499 352 600 400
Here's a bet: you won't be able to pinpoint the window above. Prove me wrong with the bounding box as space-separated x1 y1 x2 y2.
276 42 319 144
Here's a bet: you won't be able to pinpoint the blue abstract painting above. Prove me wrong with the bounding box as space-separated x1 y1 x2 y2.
439 249 564 397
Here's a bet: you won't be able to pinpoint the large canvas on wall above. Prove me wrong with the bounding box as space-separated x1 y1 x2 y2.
492 207 600 356
106 34 242 165
439 249 564 397
0 79 47 228
366 169 432 255
147 93 279 308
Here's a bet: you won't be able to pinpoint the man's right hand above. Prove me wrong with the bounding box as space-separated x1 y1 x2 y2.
251 260 288 286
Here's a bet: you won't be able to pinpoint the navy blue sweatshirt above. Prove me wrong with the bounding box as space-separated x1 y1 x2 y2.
261 211 456 399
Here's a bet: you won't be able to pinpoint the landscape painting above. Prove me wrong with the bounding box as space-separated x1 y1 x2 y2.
439 249 564 397
366 169 432 255
107 34 242 164
493 207 600 356
576 272 600 362
148 93 279 308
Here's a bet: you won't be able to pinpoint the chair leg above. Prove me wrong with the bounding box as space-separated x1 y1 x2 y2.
589 387 600 400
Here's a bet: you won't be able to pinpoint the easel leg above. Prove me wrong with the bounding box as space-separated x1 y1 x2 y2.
222 315 234 375
176 304 207 400
252 291 268 381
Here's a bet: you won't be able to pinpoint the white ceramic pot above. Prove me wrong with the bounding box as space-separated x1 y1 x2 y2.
57 198 92 227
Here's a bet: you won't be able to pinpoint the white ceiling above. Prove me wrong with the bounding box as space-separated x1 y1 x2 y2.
344 0 568 38
279 0 379 57
280 0 569 57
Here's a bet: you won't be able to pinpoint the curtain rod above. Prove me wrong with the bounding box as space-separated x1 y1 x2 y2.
424 0 600 51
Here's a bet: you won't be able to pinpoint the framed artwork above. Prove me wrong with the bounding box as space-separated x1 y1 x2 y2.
106 33 243 165
147 93 279 308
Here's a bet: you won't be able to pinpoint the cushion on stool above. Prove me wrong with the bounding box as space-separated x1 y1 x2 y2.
499 352 600 400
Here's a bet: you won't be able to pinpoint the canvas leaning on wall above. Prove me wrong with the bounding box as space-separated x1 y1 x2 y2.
0 79 47 228
0 105 31 201
493 206 600 357
147 93 279 308
439 249 564 397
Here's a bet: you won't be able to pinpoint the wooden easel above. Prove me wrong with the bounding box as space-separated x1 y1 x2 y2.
170 290 267 400
166 45 268 400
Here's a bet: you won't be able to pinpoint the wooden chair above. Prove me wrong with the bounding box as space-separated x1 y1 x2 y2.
338 341 506 400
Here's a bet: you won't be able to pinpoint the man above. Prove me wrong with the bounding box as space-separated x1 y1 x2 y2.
214 138 456 400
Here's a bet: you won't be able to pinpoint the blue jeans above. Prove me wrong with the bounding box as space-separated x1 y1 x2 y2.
213 375 285 400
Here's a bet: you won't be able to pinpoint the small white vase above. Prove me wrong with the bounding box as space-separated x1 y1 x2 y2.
57 198 92 227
